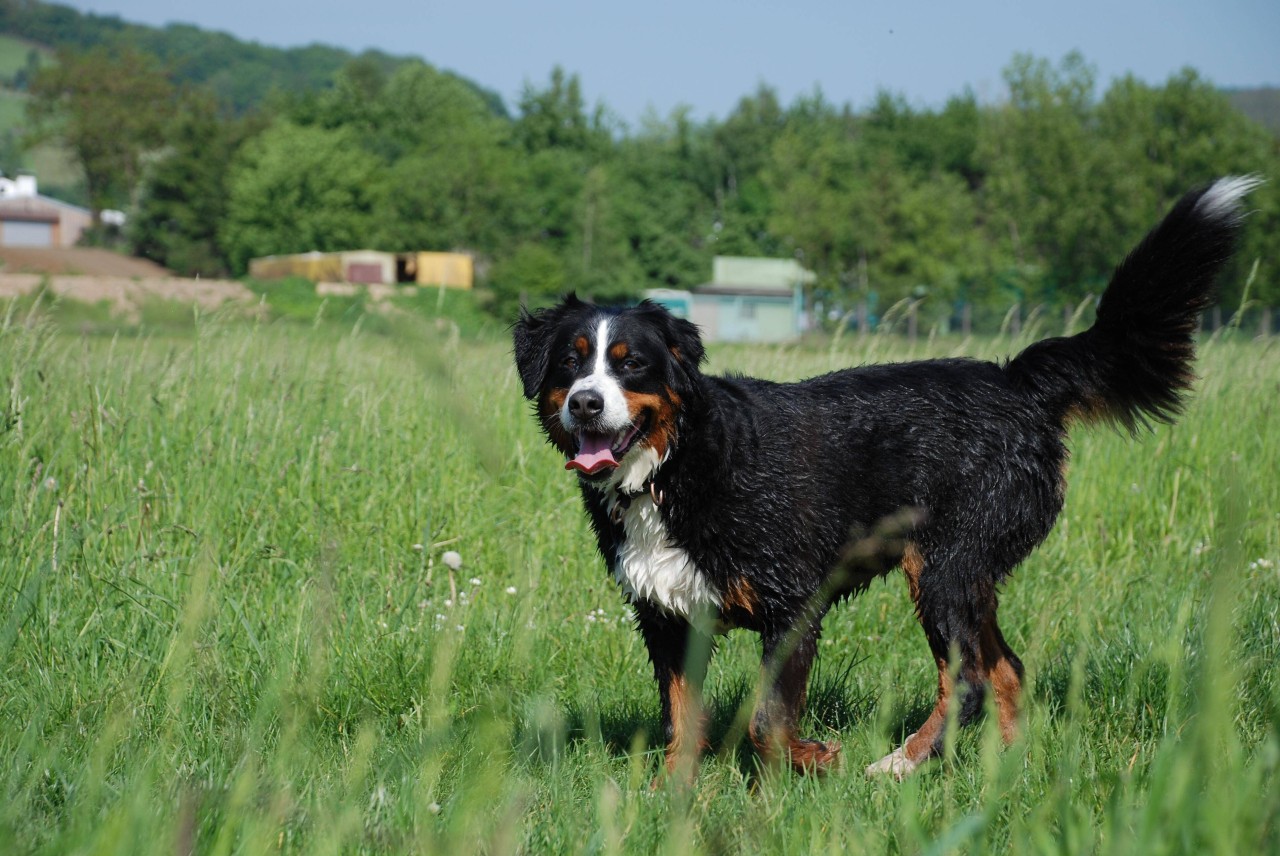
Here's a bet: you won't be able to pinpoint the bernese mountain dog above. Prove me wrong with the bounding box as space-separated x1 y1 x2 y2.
512 177 1257 780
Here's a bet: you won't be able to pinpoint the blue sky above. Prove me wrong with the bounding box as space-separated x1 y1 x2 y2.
64 1 1280 125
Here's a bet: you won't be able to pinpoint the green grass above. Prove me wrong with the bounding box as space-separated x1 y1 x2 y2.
0 34 48 83
0 88 27 130
1 293 1278 854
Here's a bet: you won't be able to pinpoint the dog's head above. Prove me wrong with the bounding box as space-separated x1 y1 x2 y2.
513 294 705 489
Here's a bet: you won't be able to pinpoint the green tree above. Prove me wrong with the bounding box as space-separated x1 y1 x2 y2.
608 109 716 293
708 84 788 256
363 62 521 253
487 242 568 316
26 45 174 219
513 66 611 156
977 52 1121 304
765 100 986 324
129 89 259 276
220 122 382 273
506 69 613 264
765 119 864 292
1097 69 1280 308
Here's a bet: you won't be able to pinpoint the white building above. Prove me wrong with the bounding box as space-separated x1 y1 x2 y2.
0 173 97 248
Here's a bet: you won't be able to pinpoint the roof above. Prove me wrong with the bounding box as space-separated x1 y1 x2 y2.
33 194 91 216
692 284 795 299
0 198 61 223
710 256 816 291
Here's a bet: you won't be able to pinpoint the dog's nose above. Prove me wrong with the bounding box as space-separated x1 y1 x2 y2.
568 390 604 421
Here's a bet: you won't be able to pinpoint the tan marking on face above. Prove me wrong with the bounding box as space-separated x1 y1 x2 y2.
609 341 629 361
574 336 590 357
622 386 681 458
539 387 573 454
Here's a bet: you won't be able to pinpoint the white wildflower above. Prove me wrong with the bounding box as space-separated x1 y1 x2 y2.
442 551 462 570
505 586 517 595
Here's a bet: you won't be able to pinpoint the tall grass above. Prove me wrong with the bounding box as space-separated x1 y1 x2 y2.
1 297 1277 854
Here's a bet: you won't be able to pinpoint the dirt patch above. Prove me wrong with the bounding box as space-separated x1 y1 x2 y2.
0 272 255 319
0 246 173 278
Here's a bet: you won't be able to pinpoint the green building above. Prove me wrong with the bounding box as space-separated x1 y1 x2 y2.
646 256 814 343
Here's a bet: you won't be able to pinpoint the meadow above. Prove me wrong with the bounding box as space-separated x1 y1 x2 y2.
0 291 1277 854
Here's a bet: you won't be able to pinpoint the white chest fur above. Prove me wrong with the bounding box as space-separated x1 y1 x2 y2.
612 498 720 621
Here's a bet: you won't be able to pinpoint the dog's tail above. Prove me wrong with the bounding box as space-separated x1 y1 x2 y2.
1005 176 1261 433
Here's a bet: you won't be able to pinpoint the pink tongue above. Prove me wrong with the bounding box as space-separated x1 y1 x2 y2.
566 433 619 474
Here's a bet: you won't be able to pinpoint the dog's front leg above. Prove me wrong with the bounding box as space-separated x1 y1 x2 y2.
750 620 841 774
633 602 713 783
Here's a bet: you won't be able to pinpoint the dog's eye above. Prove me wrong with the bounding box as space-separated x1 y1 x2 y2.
621 357 642 372
563 355 579 371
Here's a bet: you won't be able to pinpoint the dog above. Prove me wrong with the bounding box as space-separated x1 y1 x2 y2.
512 177 1256 779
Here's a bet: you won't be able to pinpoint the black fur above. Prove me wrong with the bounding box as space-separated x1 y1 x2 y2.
512 178 1255 777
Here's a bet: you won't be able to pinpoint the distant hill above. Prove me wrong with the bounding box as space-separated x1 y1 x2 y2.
1225 87 1280 135
0 0 507 116
0 31 79 201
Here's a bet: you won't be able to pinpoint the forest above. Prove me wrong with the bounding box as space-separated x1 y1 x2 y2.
4 0 1279 326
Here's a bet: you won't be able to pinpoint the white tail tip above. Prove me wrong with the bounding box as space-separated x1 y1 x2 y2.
1194 174 1265 221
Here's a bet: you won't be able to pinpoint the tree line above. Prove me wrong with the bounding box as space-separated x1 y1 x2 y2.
19 34 1280 325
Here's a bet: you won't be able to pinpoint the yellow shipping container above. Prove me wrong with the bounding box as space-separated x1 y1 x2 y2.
411 252 473 289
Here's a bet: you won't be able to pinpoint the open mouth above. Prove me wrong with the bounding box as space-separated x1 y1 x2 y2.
565 415 648 476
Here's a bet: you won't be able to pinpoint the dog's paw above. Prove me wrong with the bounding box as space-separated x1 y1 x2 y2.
864 741 922 781
790 738 842 774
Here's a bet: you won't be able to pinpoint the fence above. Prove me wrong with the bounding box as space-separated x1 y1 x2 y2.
838 297 1276 341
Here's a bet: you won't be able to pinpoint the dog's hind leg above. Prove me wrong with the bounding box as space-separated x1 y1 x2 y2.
980 613 1025 744
633 603 714 782
750 616 842 774
866 544 1022 779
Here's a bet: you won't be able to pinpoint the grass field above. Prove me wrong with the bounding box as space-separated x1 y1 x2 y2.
0 34 48 83
1 292 1277 854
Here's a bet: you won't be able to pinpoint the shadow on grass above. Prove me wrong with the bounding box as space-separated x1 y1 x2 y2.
524 655 881 778
514 637 1182 782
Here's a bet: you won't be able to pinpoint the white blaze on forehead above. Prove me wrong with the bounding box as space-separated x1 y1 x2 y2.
593 318 610 375
562 316 630 432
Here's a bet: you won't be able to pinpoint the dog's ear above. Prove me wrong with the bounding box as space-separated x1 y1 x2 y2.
664 314 705 372
633 300 706 392
512 293 587 400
